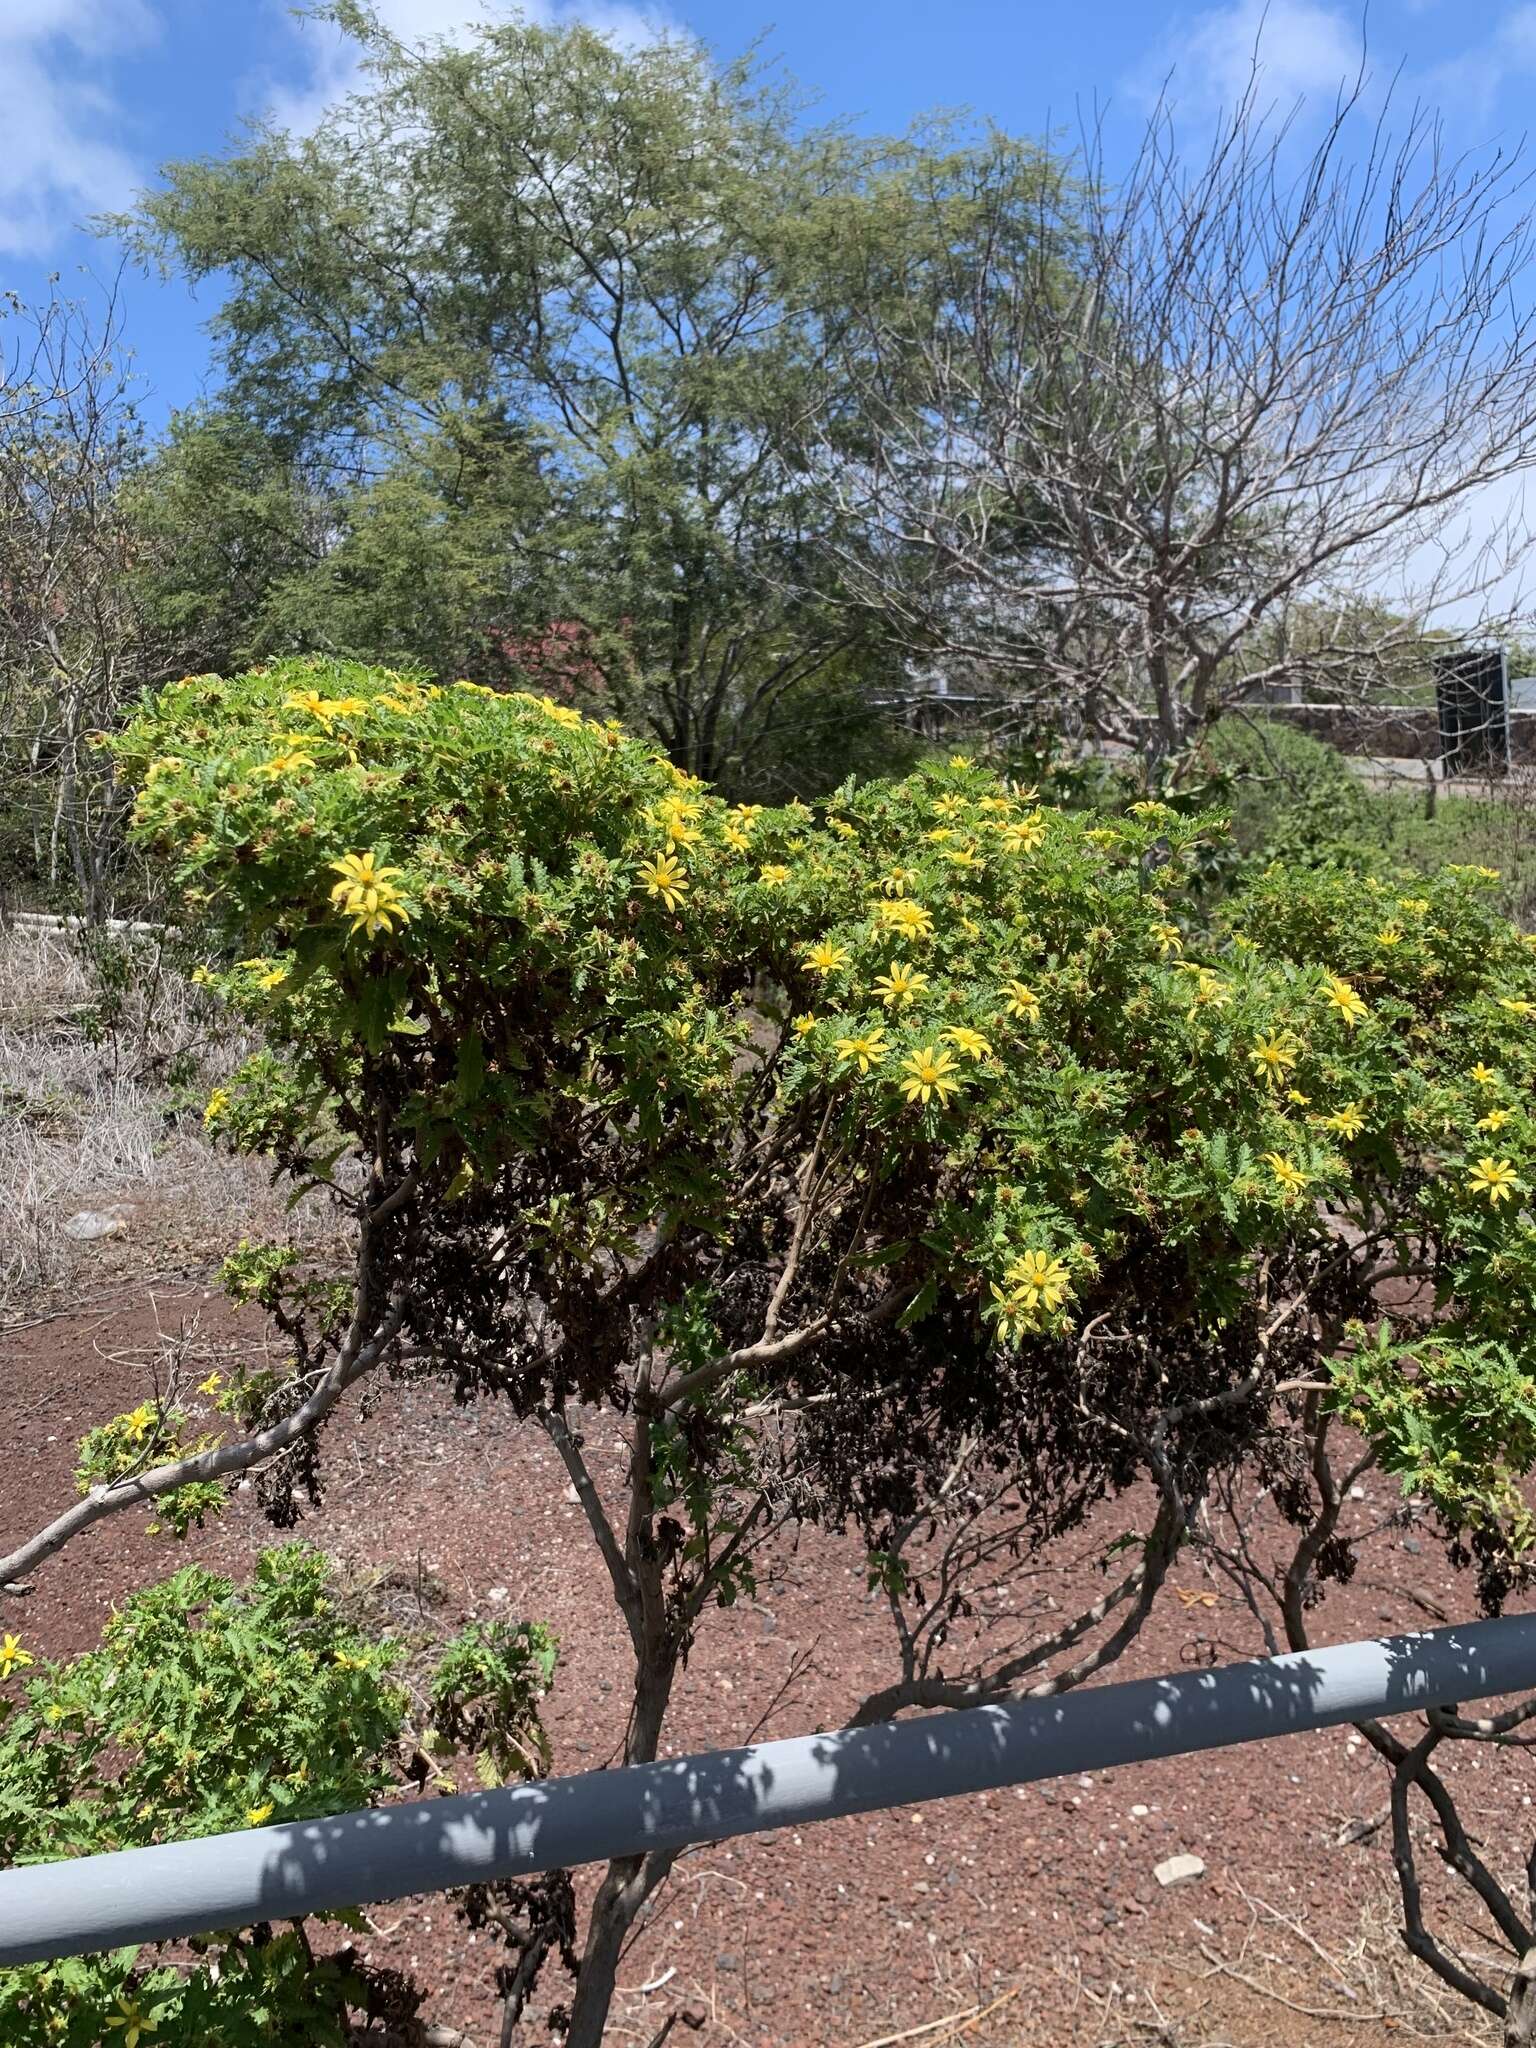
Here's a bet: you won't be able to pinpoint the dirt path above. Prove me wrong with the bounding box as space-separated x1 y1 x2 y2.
3 1275 1523 2046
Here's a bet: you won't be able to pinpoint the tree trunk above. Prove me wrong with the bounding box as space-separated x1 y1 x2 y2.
1507 1948 1536 2047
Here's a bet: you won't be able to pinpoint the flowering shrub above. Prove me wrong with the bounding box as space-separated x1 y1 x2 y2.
32 654 1536 2038
0 1546 559 2045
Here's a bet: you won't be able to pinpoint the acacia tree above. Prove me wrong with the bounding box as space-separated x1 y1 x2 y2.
113 4 981 793
6 660 1536 2040
815 78 1536 776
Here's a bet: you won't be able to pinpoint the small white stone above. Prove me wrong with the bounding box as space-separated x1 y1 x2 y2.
1349 1484 1366 1500
1130 1804 1150 1818
486 1585 509 1603
1153 1853 1206 1889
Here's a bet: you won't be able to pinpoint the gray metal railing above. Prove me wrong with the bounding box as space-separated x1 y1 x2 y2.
4 1611 1536 1967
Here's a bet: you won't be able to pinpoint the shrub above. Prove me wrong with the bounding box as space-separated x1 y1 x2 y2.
5 656 1532 2041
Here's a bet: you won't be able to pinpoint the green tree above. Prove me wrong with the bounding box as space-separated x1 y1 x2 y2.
118 5 1013 793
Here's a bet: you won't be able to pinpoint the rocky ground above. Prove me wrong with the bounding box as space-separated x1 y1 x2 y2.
3 1247 1526 2048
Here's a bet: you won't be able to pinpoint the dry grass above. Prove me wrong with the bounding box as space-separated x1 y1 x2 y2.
0 920 343 1307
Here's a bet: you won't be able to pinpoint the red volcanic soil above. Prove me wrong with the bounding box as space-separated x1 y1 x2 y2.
4 1272 1527 2047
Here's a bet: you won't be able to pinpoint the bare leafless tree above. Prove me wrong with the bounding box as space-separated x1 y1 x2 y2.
816 72 1536 776
0 278 166 915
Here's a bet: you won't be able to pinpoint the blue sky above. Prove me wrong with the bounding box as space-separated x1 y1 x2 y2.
4 0 1535 424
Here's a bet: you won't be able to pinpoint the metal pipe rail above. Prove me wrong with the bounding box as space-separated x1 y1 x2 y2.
5 1612 1536 1967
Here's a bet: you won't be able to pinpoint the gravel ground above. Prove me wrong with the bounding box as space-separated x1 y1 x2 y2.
3 1267 1526 2048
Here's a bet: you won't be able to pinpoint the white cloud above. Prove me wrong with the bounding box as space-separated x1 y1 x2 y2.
0 0 157 256
1128 0 1368 122
263 0 677 138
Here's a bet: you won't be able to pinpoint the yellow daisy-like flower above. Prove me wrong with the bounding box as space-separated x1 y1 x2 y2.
254 747 317 779
637 853 688 911
1472 1062 1499 1086
1000 980 1041 1022
1321 1103 1365 1139
284 688 333 723
833 1029 889 1075
1499 998 1536 1019
925 827 954 844
829 818 857 840
932 793 968 819
758 864 790 887
104 1994 156 2048
942 1025 992 1060
999 817 1047 855
537 696 584 728
1263 1152 1309 1194
1467 1156 1521 1206
329 852 411 940
988 1282 1032 1347
1375 923 1403 947
1322 974 1368 1028
202 1087 231 1129
722 825 751 853
124 1403 156 1441
245 1801 275 1828
0 1633 34 1680
792 1013 817 1037
197 1372 223 1397
1286 1089 1311 1108
255 966 287 992
1187 969 1230 1016
948 753 973 768
900 1045 962 1107
1250 1033 1300 1088
1478 1107 1513 1131
942 845 984 871
1151 921 1183 958
873 960 929 1009
878 898 935 942
882 865 921 897
730 803 764 829
1007 1248 1072 1313
803 941 850 976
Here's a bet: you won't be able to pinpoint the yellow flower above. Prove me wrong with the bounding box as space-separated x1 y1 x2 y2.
1478 1108 1513 1131
900 1045 962 1107
830 818 857 840
329 852 411 939
834 1029 889 1075
124 1403 156 1441
637 852 688 911
873 960 929 1009
960 916 981 939
925 826 954 843
882 866 920 897
197 1372 223 1396
877 898 934 942
1000 980 1040 1022
730 803 763 829
723 825 751 853
1467 1156 1521 1206
932 793 968 819
0 1633 34 1680
942 1026 992 1061
1399 896 1430 914
1263 1152 1309 1194
1128 799 1172 821
1007 1249 1072 1313
758 864 790 887
245 1801 275 1827
1322 975 1368 1028
1250 1034 1300 1088
1186 970 1230 1016
202 1087 231 1128
942 845 984 871
1151 922 1183 958
538 695 585 728
988 1282 1031 1346
1321 1103 1365 1139
1375 924 1403 947
792 1013 817 1038
254 747 317 779
284 689 332 722
803 941 850 976
1499 998 1536 1018
999 817 1047 855
1472 1062 1499 1086
1286 1089 1311 1108
104 1994 157 2048
948 753 973 768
